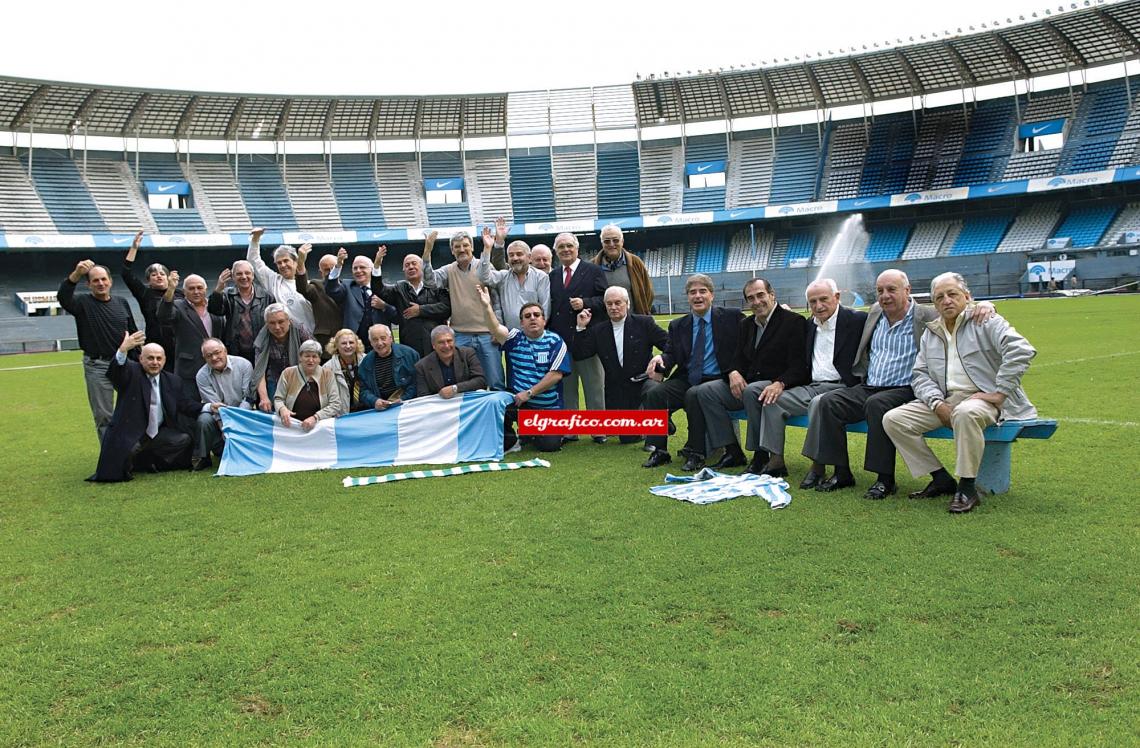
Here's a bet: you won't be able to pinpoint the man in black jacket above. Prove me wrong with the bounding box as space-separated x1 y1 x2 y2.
571 286 670 444
207 259 276 363
744 278 866 477
121 231 179 371
549 232 608 435
371 246 451 358
693 278 808 472
158 271 224 401
642 274 743 469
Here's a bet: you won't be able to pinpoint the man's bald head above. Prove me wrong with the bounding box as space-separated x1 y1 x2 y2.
140 343 166 375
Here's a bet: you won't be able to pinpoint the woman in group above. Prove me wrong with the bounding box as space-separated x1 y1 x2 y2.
323 329 367 414
273 340 343 430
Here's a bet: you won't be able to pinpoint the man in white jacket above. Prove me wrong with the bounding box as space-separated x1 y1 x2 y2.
245 227 316 333
883 272 1037 514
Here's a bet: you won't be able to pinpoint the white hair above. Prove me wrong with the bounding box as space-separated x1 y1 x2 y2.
805 278 839 299
930 272 970 296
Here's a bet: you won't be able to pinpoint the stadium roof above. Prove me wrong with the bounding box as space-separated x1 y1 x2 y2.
3 0 1140 141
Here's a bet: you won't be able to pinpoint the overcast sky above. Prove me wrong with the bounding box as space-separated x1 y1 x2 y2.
0 0 1077 97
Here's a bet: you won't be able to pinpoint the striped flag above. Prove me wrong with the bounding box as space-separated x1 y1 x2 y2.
217 390 515 477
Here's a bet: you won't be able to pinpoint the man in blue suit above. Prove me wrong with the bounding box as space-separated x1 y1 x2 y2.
325 248 397 345
642 273 743 470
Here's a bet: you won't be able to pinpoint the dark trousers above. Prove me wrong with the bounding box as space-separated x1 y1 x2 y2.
504 404 562 453
131 426 192 471
803 384 914 475
605 381 650 444
641 377 708 455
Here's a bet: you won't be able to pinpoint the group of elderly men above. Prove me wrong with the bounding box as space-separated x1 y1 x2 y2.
61 223 1035 512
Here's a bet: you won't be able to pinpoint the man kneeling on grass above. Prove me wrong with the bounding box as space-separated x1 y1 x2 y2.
882 273 1036 514
480 286 570 454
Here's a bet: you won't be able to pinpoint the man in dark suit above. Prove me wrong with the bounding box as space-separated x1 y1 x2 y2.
325 247 398 346
642 273 744 469
745 278 866 477
549 232 608 441
120 230 179 371
158 271 224 401
414 325 486 398
88 331 203 482
571 286 670 444
371 246 451 358
694 278 808 472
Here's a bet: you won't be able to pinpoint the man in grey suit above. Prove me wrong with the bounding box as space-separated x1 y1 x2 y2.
414 326 487 399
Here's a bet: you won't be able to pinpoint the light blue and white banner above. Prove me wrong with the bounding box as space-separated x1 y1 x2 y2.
217 390 514 476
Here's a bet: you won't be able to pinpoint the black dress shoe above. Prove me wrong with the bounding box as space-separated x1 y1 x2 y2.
948 491 981 513
745 455 766 475
190 455 213 472
592 436 608 444
562 435 580 443
642 449 672 468
798 471 824 489
680 451 706 472
711 447 746 469
908 479 956 499
863 480 897 500
761 465 789 478
815 474 856 492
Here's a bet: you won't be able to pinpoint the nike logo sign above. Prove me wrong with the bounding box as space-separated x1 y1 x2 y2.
1031 125 1050 134
112 237 132 244
853 199 872 206
987 186 1008 193
696 164 714 172
434 181 452 189
729 211 746 218
157 184 176 192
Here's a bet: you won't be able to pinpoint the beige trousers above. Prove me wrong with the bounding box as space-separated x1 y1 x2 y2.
882 391 999 479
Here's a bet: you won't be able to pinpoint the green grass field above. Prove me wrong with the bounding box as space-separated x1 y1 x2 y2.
1 295 1137 746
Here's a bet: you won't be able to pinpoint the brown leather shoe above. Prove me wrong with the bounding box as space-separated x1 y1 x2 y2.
948 492 981 513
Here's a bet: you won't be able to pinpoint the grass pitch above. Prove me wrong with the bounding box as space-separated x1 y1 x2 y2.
0 295 1137 745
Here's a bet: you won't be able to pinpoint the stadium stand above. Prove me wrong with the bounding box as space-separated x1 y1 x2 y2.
181 157 247 233
22 151 107 233
693 232 727 274
639 141 682 215
862 223 913 263
82 155 156 233
0 153 56 233
822 122 866 200
948 214 1013 256
901 219 959 260
595 143 640 219
330 156 387 230
283 156 343 231
552 145 598 220
374 155 428 228
770 129 820 204
508 148 556 223
464 150 514 225
996 201 1061 253
1100 200 1140 244
781 231 817 268
726 135 774 208
234 158 298 231
1051 203 1120 247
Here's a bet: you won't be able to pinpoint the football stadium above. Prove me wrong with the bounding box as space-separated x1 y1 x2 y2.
1 0 1138 743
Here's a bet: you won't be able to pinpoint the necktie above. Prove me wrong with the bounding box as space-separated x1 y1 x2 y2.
563 266 572 288
688 317 707 386
147 376 161 438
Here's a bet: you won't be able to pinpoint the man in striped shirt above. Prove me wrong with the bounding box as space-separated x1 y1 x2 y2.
803 269 991 499
480 286 571 453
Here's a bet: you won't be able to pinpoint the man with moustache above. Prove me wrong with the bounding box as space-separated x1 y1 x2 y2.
477 236 550 329
692 277 808 471
591 224 654 315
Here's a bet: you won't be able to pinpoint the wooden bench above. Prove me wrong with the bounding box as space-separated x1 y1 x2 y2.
728 412 1058 495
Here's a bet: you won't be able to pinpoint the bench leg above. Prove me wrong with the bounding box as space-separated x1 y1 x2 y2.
977 442 1012 495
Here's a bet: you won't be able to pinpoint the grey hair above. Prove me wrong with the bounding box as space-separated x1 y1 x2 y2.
930 272 970 296
299 339 323 356
183 274 206 288
805 278 839 299
877 268 910 288
430 324 456 343
600 224 624 240
263 302 289 322
684 273 715 294
368 323 392 338
231 259 253 274
554 232 579 249
145 262 169 278
449 231 472 247
604 285 630 304
272 245 298 262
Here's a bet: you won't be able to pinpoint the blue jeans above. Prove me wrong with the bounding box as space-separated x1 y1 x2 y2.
455 332 504 390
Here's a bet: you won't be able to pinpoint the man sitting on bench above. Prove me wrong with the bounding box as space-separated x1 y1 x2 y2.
883 272 1037 514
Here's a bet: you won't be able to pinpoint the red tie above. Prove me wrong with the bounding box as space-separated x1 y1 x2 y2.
563 266 572 288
